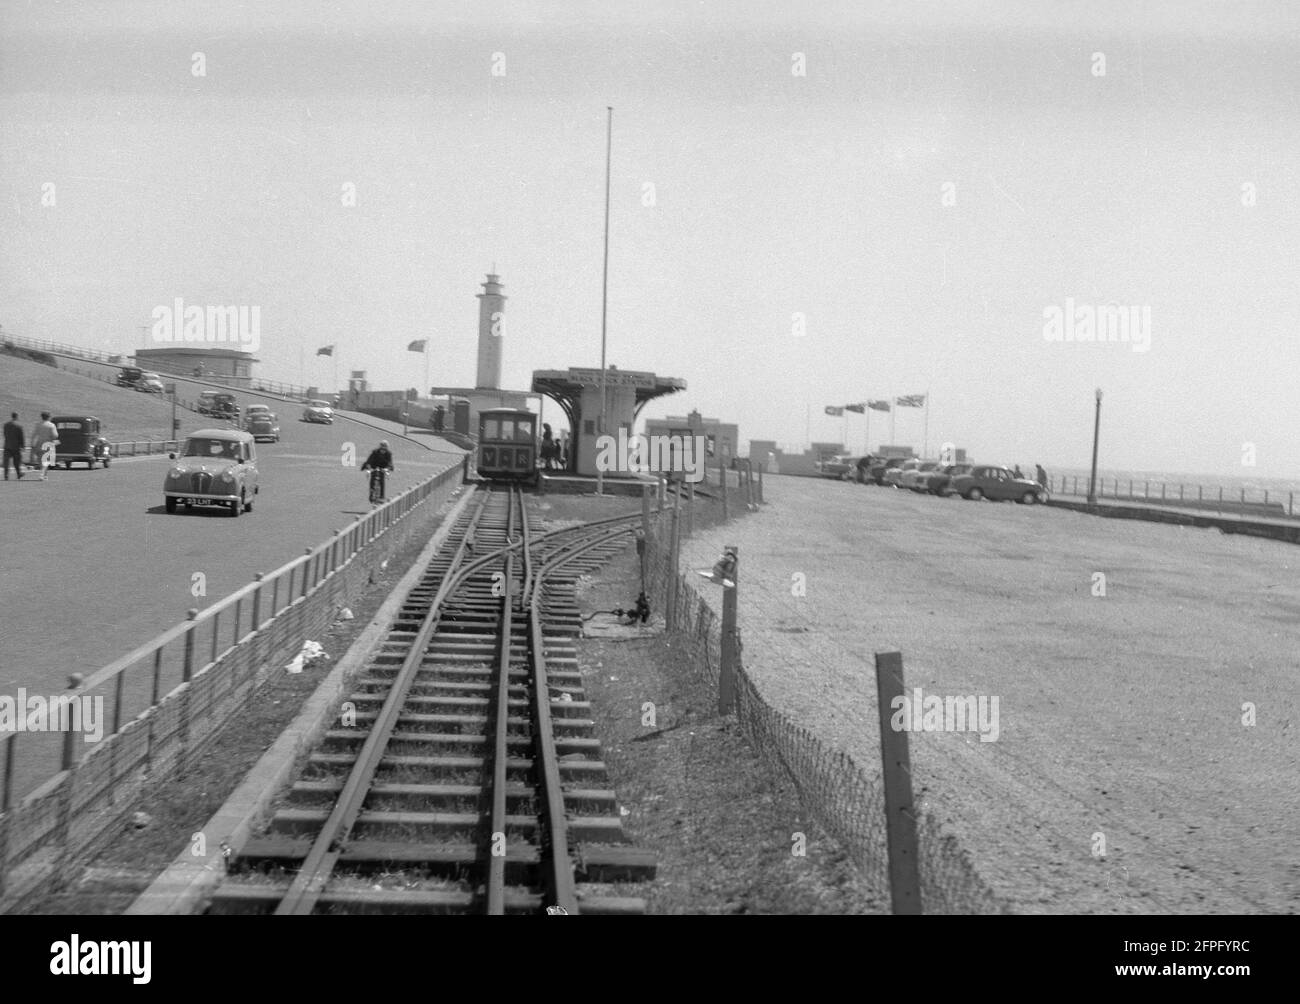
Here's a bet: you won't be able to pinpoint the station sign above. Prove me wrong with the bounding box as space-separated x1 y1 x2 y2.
566 367 656 389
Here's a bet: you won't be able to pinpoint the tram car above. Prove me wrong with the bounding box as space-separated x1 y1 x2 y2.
477 407 539 484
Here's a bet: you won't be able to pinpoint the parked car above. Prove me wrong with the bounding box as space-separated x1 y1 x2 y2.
244 409 280 442
883 458 920 488
135 372 165 394
948 465 1049 504
51 416 112 469
197 391 220 416
866 457 905 485
302 399 334 424
817 455 857 480
116 366 144 388
900 460 941 491
921 462 975 496
163 429 259 516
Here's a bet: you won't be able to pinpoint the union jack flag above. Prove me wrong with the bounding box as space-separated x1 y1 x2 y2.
895 394 926 408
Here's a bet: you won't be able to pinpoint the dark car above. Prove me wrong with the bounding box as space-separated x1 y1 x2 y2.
243 408 280 442
949 464 1049 504
210 392 239 420
51 416 112 470
116 366 144 388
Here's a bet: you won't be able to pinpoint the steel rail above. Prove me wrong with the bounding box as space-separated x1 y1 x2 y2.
522 519 637 914
272 488 496 915
485 486 521 914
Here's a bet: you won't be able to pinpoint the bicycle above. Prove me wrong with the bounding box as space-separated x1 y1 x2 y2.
365 467 389 505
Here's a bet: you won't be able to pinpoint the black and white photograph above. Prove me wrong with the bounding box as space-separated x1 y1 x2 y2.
0 0 1292 971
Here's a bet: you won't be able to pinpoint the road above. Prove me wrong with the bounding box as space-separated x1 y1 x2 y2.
0 409 460 706
680 474 1300 913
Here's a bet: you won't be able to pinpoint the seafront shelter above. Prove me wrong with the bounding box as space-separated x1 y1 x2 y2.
532 367 685 475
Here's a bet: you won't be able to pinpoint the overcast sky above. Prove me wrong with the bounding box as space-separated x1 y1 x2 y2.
2 1 1298 475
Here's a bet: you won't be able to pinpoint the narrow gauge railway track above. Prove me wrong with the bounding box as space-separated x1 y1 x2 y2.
208 486 655 915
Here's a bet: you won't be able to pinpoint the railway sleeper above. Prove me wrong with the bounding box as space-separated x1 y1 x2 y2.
233 838 656 882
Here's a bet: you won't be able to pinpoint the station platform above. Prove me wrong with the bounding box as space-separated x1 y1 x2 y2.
538 472 657 497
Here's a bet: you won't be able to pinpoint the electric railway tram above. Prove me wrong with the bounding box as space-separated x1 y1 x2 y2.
477 407 539 484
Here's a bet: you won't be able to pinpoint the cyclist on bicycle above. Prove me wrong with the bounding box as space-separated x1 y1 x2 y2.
361 440 394 505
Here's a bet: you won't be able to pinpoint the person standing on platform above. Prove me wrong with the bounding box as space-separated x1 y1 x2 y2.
1035 463 1048 488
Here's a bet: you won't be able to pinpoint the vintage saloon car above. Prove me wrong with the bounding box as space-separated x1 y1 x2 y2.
243 407 280 442
948 464 1049 504
302 399 334 424
163 429 259 516
51 416 112 469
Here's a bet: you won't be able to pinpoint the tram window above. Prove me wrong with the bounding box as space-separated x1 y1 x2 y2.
516 419 534 442
499 419 515 441
482 418 500 439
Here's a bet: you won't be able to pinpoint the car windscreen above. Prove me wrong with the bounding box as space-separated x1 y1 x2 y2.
183 438 241 459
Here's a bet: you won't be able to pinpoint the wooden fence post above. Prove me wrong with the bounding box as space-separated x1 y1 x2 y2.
718 546 739 715
874 650 922 915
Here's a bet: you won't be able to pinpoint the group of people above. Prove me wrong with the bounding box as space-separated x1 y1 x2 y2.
539 423 567 471
1012 464 1050 487
3 412 59 481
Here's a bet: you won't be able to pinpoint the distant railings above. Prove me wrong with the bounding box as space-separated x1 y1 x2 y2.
0 460 463 906
1048 474 1295 518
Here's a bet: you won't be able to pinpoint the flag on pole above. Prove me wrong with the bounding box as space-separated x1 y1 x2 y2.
868 400 891 412
824 405 844 416
895 394 926 408
407 339 427 352
316 345 334 357
844 403 867 414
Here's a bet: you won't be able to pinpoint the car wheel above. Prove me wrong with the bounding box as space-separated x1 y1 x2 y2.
1022 491 1040 505
968 487 983 501
165 497 177 513
231 495 242 517
103 457 110 468
244 494 253 512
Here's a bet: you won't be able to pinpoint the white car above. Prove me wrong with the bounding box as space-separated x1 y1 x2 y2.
135 372 165 394
302 399 334 424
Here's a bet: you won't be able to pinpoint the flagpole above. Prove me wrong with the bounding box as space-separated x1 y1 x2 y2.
891 402 896 446
865 407 870 455
924 389 930 458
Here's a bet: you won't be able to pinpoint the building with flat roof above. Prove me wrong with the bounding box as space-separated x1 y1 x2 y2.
643 410 739 466
132 346 257 383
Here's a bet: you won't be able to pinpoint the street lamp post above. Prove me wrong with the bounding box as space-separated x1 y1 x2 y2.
1087 388 1103 505
596 106 612 496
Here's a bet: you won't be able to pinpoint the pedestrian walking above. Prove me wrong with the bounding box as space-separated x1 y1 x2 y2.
1035 463 1048 488
29 412 59 480
3 412 24 480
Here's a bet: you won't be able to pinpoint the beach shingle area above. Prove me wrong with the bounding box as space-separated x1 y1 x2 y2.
672 475 1299 914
